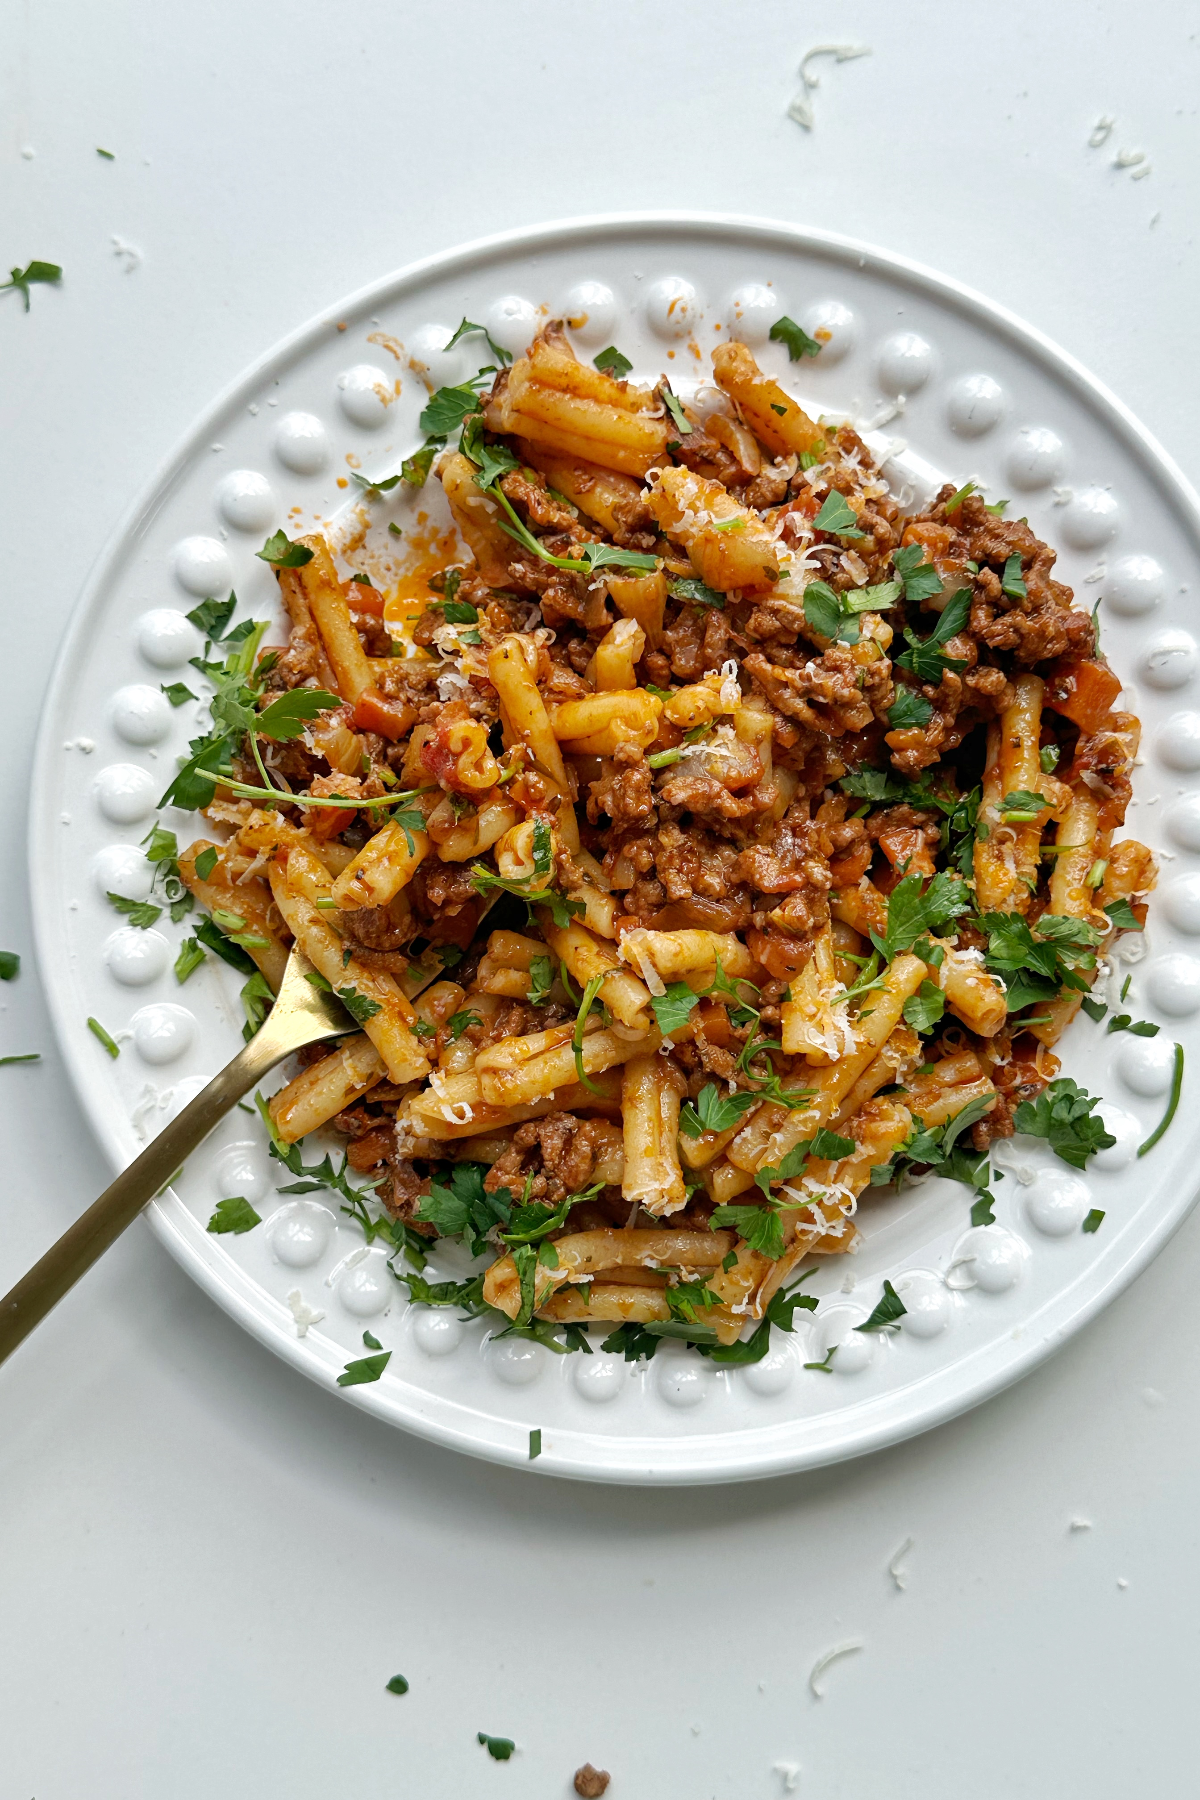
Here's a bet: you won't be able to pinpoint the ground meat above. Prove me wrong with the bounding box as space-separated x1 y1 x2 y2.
573 1763 611 1797
734 815 832 896
743 646 890 736
380 1157 432 1225
661 605 730 679
651 824 745 904
655 772 762 824
484 1112 617 1204
588 757 656 832
498 467 584 536
340 896 413 953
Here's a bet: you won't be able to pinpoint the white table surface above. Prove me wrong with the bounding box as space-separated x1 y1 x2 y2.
2 4 1197 1794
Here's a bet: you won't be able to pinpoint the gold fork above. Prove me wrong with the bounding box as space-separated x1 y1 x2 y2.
0 947 358 1366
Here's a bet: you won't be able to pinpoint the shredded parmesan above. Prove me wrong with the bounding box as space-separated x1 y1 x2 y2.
618 930 667 997
286 1289 325 1337
888 1537 914 1591
808 1639 864 1698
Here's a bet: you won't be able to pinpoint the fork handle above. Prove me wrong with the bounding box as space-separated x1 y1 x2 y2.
0 1026 291 1367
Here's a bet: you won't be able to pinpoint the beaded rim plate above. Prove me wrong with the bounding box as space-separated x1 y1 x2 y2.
29 213 1200 1484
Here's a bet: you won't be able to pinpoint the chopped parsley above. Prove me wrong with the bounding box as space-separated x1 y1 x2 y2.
87 1016 120 1058
979 911 1099 1011
1104 897 1142 932
650 982 700 1037
668 576 725 609
659 381 692 436
1012 1077 1115 1168
679 1082 759 1138
194 846 219 881
943 481 977 515
419 382 485 436
106 891 161 929
902 979 946 1034
892 542 944 604
173 936 206 983
1000 553 1027 599
336 1348 391 1386
206 1196 261 1235
871 869 971 963
477 1734 516 1762
894 588 972 684
0 1053 39 1067
385 1675 409 1696
855 1278 906 1332
336 986 382 1024
709 1201 789 1260
401 438 444 487
527 954 553 1007
161 681 196 707
256 529 314 568
593 345 632 378
769 315 822 360
528 1428 542 1460
887 687 934 730
447 1008 482 1040
1082 1209 1105 1234
813 491 864 539
703 1274 819 1366
1106 1014 1159 1037
416 1162 513 1256
444 315 512 365
803 578 900 646
1040 743 1060 774
0 952 19 981
1 259 62 311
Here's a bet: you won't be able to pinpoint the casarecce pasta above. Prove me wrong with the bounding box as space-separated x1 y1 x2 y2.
163 312 1155 1364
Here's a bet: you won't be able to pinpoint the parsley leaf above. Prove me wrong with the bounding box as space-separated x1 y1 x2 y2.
477 1734 515 1762
593 345 633 378
600 1321 662 1361
1082 1208 1105 1234
887 687 934 730
447 1008 481 1040
679 1083 758 1138
665 1277 723 1322
186 595 237 641
206 1196 261 1235
418 383 484 437
1012 1077 1115 1169
650 982 700 1036
813 491 864 538
980 911 1099 1010
415 1162 512 1256
350 470 402 498
336 1350 391 1386
444 316 512 366
709 1202 786 1260
892 542 945 604
668 577 725 609
161 681 196 707
769 315 822 360
1 259 62 311
895 587 972 684
385 1675 409 1696
193 914 256 974
855 1278 906 1332
194 846 219 881
528 954 553 1007
660 381 692 436
402 437 445 487
1104 897 1142 932
903 979 946 1034
1001 553 1027 599
0 952 19 981
256 530 314 569
107 891 162 929
337 986 382 1024
1106 1014 1159 1038
174 936 206 983
254 688 341 742
872 870 971 963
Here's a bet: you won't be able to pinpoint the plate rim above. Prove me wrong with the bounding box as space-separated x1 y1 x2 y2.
29 208 1200 1484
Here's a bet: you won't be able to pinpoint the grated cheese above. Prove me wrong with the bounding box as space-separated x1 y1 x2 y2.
286 1289 325 1337
808 1639 864 1698
888 1537 914 1591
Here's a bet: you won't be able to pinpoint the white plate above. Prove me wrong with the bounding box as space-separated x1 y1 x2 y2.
30 213 1200 1485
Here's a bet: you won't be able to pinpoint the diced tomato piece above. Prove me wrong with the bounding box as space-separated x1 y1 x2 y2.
351 686 417 740
901 521 956 557
344 580 384 616
1042 657 1121 735
695 999 732 1047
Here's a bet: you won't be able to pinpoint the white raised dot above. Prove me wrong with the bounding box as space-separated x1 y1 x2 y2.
94 763 157 824
1145 954 1200 1016
1162 873 1200 933
103 927 170 987
110 684 172 747
1167 794 1200 852
949 1227 1026 1294
485 294 539 356
1091 1106 1143 1171
894 1270 953 1338
136 607 202 670
1116 1032 1179 1097
130 1002 195 1065
572 1353 625 1403
1024 1170 1091 1237
160 1074 208 1124
561 280 617 347
727 283 781 348
215 468 278 533
411 1308 463 1357
817 1305 875 1373
656 1352 711 1408
487 1337 544 1385
802 299 856 364
877 332 933 396
1006 426 1066 491
407 323 471 388
269 1199 336 1268
213 1141 270 1204
1106 554 1165 616
172 535 232 599
337 1251 392 1318
274 411 330 475
742 1341 797 1396
336 363 393 429
1141 630 1198 691
1157 713 1200 771
1062 486 1119 549
645 276 698 340
947 373 1005 437
92 844 153 902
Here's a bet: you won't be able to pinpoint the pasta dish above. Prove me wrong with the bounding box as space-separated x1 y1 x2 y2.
161 315 1155 1367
